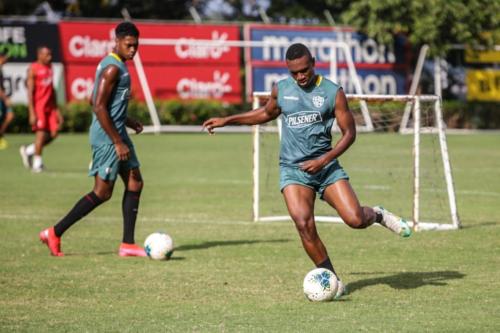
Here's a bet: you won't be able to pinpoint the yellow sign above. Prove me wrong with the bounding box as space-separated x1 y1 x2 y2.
466 69 500 102
465 49 500 63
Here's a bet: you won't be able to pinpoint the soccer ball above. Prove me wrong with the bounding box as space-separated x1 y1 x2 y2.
144 232 174 260
303 268 339 302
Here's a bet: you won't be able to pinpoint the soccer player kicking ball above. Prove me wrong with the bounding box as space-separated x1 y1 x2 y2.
39 22 146 257
203 43 411 298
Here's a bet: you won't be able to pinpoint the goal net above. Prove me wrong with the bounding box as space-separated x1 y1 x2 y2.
252 93 461 231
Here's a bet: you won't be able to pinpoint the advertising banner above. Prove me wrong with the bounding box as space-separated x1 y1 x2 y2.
0 21 61 62
65 63 241 103
59 20 242 103
466 69 500 102
244 24 410 96
251 67 406 96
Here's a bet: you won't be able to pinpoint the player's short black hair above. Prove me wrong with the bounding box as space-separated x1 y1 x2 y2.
36 44 50 52
285 43 313 61
115 21 139 39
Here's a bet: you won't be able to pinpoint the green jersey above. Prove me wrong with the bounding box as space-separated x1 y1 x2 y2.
277 75 340 167
90 53 131 146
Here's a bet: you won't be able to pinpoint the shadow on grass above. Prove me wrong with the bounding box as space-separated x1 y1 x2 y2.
461 221 500 229
175 239 291 252
347 270 465 294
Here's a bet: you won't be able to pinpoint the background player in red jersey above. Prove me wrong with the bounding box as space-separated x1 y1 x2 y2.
19 45 63 172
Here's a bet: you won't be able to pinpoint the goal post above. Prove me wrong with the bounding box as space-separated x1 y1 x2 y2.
252 92 461 231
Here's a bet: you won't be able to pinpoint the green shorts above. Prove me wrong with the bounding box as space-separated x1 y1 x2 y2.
280 160 349 199
88 142 140 181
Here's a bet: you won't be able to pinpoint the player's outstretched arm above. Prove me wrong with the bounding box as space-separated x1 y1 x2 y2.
300 88 356 174
93 65 130 161
203 85 281 134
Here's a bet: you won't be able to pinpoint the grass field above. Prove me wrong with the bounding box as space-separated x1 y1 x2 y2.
0 132 499 332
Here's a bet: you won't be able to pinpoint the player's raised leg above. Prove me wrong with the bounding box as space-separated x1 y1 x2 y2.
118 167 146 257
322 179 376 229
322 179 411 237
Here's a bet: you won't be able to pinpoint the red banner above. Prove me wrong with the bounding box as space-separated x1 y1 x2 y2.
59 21 242 103
59 21 240 65
65 63 241 103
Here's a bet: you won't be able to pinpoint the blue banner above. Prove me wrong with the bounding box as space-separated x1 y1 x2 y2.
245 24 410 95
252 67 407 95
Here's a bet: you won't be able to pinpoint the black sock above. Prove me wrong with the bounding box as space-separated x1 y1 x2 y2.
375 212 383 223
54 192 104 237
122 190 141 244
317 257 338 276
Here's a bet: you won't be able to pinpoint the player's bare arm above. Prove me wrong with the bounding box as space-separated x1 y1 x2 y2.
300 88 356 174
126 116 143 134
203 85 281 134
94 65 130 161
26 66 36 126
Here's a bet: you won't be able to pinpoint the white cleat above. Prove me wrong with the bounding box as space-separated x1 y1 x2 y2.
334 279 347 300
19 145 32 169
373 206 412 237
32 165 45 173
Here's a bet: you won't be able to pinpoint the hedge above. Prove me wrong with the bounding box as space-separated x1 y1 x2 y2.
7 99 240 133
5 99 500 133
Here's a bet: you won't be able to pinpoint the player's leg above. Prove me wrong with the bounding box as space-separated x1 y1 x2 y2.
47 108 59 143
20 109 48 169
322 179 376 229
0 107 14 149
322 180 411 237
283 184 345 298
31 130 50 172
40 176 114 256
282 185 336 272
39 144 119 256
118 158 146 256
31 110 58 172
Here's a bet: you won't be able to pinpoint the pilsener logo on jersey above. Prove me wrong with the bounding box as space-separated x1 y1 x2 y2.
286 111 323 128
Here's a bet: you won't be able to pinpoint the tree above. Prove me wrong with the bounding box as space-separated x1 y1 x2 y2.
341 0 499 56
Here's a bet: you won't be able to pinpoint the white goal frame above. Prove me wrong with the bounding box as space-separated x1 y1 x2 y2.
252 92 461 231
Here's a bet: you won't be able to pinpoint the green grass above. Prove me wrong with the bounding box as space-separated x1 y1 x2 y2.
0 133 499 332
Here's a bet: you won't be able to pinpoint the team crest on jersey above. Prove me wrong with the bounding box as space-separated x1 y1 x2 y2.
312 95 325 108
286 111 322 128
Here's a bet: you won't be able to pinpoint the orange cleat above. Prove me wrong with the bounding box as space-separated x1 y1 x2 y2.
39 227 64 257
119 243 147 257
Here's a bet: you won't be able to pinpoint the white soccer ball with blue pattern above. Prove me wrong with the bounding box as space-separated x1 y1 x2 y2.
144 232 174 260
303 268 339 302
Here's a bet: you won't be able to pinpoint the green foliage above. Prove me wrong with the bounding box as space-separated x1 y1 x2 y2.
60 102 93 132
341 0 500 56
8 99 240 133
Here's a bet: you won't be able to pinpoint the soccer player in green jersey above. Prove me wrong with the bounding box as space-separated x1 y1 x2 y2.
39 22 146 257
203 43 412 298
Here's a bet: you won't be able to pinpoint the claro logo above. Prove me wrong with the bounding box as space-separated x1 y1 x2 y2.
71 77 93 100
175 31 230 60
177 71 232 99
68 29 114 58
